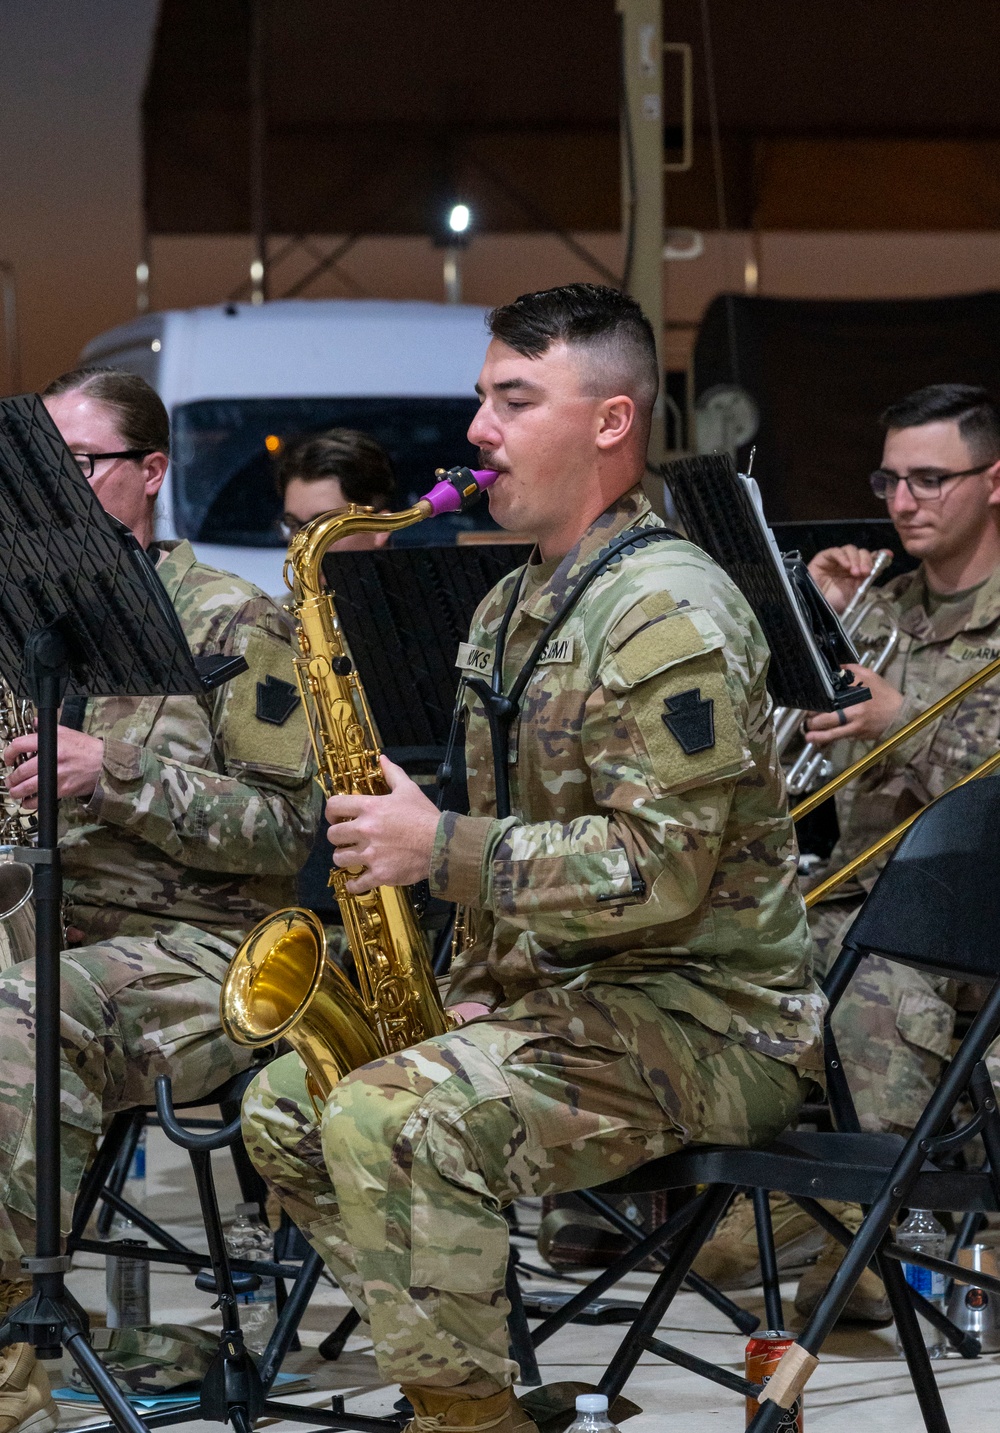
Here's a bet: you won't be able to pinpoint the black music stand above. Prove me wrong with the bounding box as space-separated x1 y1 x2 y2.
0 395 247 1433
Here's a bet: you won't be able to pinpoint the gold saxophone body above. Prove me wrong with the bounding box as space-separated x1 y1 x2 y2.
220 466 497 1107
0 677 38 969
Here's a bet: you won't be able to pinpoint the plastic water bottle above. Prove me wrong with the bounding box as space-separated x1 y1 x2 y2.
895 1208 948 1359
225 1202 277 1355
564 1394 619 1433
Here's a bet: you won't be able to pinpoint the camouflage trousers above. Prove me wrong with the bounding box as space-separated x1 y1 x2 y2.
0 927 251 1275
241 984 805 1392
810 901 1000 1134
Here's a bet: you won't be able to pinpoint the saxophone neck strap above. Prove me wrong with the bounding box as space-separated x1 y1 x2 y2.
465 524 681 820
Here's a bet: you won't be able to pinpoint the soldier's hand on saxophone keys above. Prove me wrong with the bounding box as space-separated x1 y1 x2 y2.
4 726 105 809
326 754 441 894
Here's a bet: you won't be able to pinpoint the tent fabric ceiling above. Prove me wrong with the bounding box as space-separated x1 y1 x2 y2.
144 0 1000 236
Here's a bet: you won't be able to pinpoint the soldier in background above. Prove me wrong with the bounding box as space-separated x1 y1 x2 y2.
241 284 824 1433
275 427 397 546
0 367 320 1432
694 383 1000 1323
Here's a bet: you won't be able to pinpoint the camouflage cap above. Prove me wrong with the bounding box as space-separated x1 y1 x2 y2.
70 1324 218 1395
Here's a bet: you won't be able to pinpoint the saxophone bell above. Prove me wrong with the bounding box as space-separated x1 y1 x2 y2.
220 905 383 1112
220 466 496 1107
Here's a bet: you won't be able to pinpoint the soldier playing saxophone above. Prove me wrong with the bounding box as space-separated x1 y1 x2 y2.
241 284 824 1433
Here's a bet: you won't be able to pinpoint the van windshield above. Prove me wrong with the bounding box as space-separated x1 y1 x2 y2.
170 396 489 546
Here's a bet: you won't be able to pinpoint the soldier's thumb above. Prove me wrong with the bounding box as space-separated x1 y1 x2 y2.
380 753 407 790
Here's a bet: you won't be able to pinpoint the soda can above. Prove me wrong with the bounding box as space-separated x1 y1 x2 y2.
106 1239 151 1328
745 1330 803 1431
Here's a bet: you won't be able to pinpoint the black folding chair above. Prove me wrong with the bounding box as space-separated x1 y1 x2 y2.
522 774 1000 1433
67 1066 323 1392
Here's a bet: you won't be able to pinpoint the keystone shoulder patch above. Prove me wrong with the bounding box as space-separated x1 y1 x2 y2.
661 688 715 754
256 675 301 725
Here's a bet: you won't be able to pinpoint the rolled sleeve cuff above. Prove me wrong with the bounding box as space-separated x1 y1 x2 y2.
429 811 501 906
83 738 144 824
881 693 932 768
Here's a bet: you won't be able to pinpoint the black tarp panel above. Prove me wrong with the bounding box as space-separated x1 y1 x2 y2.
695 291 1000 522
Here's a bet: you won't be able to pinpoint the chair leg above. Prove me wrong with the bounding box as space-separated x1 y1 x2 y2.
597 1183 735 1404
257 1247 325 1390
95 1108 144 1237
878 1251 951 1433
576 1186 757 1334
220 1098 271 1212
530 1194 707 1349
318 1307 362 1361
752 1188 784 1332
505 1250 542 1387
69 1109 137 1247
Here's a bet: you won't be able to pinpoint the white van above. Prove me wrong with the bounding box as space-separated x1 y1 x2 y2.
80 299 494 592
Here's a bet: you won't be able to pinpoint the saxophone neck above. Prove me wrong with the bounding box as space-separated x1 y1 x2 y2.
285 467 499 599
287 501 433 600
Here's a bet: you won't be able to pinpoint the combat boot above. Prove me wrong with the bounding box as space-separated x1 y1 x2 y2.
0 1343 58 1433
794 1204 892 1326
402 1385 539 1433
690 1192 826 1290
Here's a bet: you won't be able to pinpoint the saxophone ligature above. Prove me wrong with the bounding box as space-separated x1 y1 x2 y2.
220 465 498 1108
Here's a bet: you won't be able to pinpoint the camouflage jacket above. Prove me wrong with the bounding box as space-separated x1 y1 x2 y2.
429 488 824 1072
817 560 1000 897
60 541 321 946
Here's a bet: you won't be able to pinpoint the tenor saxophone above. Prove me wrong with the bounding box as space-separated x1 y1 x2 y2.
220 466 497 1108
0 676 38 969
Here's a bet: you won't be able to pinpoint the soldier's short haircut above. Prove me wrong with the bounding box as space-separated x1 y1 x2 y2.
880 383 1000 464
276 428 398 507
487 284 659 418
43 366 170 457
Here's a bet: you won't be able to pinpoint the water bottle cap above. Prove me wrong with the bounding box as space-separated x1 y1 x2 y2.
235 1202 261 1217
575 1395 608 1414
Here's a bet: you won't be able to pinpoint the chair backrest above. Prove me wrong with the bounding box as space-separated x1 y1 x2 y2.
844 774 1000 981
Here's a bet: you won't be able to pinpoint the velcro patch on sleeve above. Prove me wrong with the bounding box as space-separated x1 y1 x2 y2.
626 649 750 792
222 628 312 776
600 607 725 694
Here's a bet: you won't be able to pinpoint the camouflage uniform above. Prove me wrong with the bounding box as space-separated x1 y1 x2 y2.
242 487 823 1392
0 541 319 1274
807 563 1000 1132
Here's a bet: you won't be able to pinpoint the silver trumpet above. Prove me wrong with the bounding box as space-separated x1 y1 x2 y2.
0 676 37 970
775 551 900 796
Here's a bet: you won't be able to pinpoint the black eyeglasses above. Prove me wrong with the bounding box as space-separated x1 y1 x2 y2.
71 450 155 480
276 513 307 541
869 462 992 502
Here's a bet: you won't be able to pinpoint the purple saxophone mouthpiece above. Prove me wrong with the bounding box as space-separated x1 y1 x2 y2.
422 466 499 517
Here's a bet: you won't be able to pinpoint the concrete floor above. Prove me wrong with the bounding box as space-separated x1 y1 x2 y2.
52 1120 1000 1433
